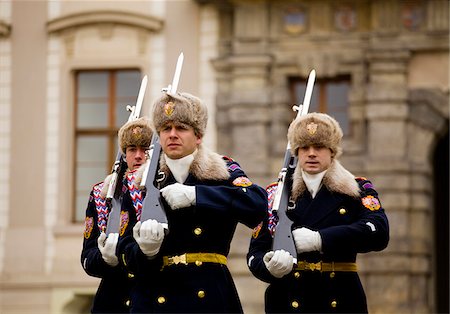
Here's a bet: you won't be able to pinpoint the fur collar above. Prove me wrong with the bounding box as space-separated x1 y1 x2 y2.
99 145 230 198
160 144 230 181
291 159 360 201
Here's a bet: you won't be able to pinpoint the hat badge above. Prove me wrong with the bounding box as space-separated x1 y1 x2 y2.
306 122 318 135
164 101 175 117
132 126 142 138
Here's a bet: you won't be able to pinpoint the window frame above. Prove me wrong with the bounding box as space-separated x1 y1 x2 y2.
73 68 141 222
289 75 351 136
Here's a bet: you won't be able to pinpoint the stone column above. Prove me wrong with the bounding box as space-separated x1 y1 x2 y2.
362 48 430 313
213 53 273 314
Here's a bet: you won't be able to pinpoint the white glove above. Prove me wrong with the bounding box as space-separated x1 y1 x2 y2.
263 249 294 278
292 227 322 253
133 220 165 258
160 183 196 210
97 232 119 267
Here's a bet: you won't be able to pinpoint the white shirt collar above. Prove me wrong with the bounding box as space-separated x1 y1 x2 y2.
165 150 197 183
301 169 327 198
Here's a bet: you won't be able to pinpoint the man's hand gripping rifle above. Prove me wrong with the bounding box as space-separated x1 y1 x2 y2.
271 69 316 263
138 52 185 231
105 75 148 235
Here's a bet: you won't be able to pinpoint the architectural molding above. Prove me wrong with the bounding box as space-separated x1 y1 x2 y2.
46 10 163 34
409 89 449 132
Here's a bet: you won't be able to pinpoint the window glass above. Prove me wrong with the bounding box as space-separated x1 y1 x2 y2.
74 69 140 222
115 71 141 127
294 84 319 113
292 77 350 135
77 72 109 128
327 82 349 134
78 101 108 128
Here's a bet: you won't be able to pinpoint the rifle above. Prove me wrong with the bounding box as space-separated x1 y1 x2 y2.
105 75 148 235
139 52 184 230
271 69 316 261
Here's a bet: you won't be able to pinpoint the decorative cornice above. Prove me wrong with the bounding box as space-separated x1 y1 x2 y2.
0 20 11 37
46 10 163 34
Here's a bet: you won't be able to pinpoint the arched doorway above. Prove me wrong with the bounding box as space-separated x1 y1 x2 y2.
433 128 449 314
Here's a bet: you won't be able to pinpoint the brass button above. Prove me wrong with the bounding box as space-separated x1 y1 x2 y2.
125 300 130 307
195 260 203 266
330 271 335 278
197 290 206 298
331 300 337 308
128 273 135 278
157 296 166 304
291 300 299 308
294 271 301 279
194 227 202 236
339 208 346 215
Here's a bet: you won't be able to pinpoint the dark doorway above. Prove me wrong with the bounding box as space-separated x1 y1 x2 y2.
433 128 449 314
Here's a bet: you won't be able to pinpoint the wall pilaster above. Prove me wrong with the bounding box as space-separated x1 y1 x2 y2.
363 48 430 313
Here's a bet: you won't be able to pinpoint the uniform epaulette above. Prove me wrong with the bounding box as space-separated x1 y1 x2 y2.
91 181 104 190
222 155 234 162
355 177 375 191
266 182 278 190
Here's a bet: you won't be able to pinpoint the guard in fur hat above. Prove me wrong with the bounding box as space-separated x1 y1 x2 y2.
119 93 268 313
81 117 152 313
247 112 389 313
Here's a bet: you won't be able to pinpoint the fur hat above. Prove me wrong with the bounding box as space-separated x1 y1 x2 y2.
287 112 343 158
118 117 152 154
151 92 208 137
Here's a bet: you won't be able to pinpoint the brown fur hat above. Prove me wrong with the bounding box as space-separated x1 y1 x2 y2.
151 92 208 137
287 112 343 158
118 117 152 154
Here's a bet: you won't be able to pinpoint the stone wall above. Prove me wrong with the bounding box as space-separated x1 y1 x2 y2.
208 0 449 313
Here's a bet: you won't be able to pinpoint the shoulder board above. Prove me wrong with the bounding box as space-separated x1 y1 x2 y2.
222 155 234 162
355 177 375 191
91 181 104 190
266 182 278 190
225 158 241 172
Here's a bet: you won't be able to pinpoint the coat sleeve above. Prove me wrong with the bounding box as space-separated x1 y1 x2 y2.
195 159 268 228
319 178 390 255
81 186 120 278
247 183 281 283
117 235 163 276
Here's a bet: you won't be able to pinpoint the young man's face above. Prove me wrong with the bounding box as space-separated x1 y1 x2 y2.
125 146 148 170
159 122 202 159
297 145 333 174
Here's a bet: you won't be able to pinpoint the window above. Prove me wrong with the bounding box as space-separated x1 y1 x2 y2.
74 70 141 222
291 76 350 135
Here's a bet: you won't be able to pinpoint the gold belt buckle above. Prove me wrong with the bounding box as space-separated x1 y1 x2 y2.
306 261 321 271
168 254 187 265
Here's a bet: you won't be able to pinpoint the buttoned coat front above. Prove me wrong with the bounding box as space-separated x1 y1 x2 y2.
119 147 268 313
247 160 390 313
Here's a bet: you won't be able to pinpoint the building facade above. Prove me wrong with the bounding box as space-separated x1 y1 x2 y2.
0 1 448 313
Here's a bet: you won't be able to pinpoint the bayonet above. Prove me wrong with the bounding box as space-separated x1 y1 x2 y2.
162 52 184 94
